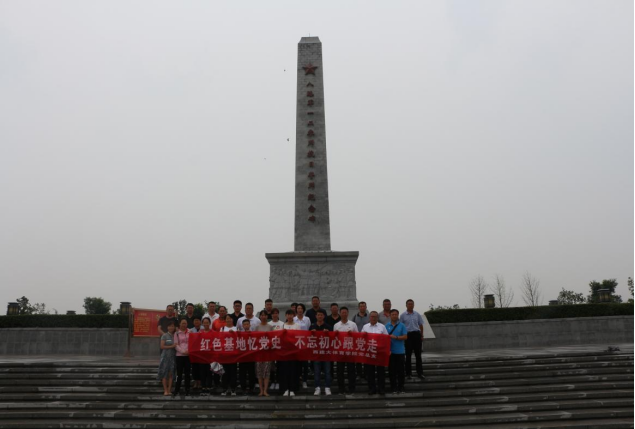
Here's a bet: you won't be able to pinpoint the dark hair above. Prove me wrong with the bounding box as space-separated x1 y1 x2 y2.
245 302 253 309
340 306 349 312
406 299 414 305
330 303 339 308
202 317 211 323
179 318 188 324
208 302 216 307
296 303 306 312
234 300 242 305
359 301 366 306
242 319 250 324
383 299 391 303
317 309 327 317
265 299 273 304
272 307 279 314
369 310 379 316
218 306 227 312
291 302 298 307
186 303 194 308
390 309 399 315
285 309 296 316
311 296 320 301
166 320 176 327
166 304 174 309
193 316 201 321
259 311 268 318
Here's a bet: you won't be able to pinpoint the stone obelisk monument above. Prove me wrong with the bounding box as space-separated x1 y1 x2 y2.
266 37 359 309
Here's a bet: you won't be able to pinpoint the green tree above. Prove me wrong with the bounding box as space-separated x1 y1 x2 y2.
83 297 112 315
15 296 49 315
587 279 622 304
628 277 634 304
556 288 586 305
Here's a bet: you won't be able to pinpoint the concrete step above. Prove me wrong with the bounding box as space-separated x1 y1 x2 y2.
0 397 631 420
0 365 629 386
0 374 630 395
1 381 630 402
1 360 630 379
0 389 632 411
0 407 631 428
420 418 635 429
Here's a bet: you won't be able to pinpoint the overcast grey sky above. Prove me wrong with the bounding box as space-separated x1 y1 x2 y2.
0 1 632 314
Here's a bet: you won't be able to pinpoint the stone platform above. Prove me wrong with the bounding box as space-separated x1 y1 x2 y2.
0 343 632 428
266 251 359 309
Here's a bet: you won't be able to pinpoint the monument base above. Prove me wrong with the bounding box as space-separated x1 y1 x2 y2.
265 251 359 310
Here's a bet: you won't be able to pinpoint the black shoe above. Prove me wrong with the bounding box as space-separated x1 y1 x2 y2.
378 390 385 395
184 390 190 396
368 389 377 395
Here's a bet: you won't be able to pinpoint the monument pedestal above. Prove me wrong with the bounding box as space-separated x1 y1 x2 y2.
266 251 359 309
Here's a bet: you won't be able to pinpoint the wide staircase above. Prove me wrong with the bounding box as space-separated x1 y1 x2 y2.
0 347 632 428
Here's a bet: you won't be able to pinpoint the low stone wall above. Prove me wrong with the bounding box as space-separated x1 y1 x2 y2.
425 315 634 351
0 316 631 356
0 328 129 356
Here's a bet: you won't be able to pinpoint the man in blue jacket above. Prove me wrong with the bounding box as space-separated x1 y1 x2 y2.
386 309 408 393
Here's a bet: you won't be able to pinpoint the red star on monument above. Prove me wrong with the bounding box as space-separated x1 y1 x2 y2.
303 63 318 75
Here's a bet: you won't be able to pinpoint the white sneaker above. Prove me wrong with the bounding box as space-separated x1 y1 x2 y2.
302 382 308 389
325 388 331 396
283 390 289 397
314 387 321 396
290 391 295 397
276 383 280 390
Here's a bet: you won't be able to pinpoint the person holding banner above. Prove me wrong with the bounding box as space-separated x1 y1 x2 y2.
157 320 177 396
200 317 213 396
268 308 283 391
280 309 300 397
239 319 257 395
333 306 358 394
310 310 332 396
255 311 274 396
362 311 388 395
294 303 311 389
220 315 238 396
173 318 191 396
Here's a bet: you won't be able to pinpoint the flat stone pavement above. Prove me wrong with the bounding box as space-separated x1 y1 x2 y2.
0 342 631 365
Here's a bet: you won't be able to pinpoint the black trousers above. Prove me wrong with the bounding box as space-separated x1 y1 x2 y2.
366 364 385 393
201 363 212 389
222 363 237 391
239 362 255 391
405 331 423 377
279 360 298 393
337 361 356 392
389 354 405 391
174 356 191 393
191 363 202 383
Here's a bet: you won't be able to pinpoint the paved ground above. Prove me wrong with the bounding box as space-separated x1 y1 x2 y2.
0 342 631 365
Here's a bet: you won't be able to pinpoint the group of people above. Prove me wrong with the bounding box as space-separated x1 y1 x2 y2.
156 296 425 397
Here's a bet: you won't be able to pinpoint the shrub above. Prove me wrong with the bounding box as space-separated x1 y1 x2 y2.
425 303 633 324
0 314 128 328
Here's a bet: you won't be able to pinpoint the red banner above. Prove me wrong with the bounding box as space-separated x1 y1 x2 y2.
132 308 166 337
188 330 391 366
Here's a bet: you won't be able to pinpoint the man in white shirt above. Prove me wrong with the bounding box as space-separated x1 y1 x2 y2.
362 311 388 395
333 306 357 393
237 302 259 331
202 301 219 323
